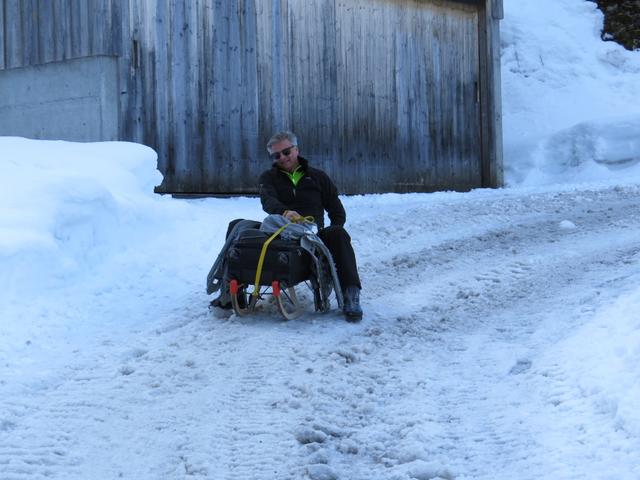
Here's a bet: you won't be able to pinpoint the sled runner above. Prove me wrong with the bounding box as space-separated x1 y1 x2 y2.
207 215 343 320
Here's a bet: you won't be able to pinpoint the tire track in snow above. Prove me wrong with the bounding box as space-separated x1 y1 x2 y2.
0 370 124 479
210 349 301 480
362 191 640 323
311 187 640 479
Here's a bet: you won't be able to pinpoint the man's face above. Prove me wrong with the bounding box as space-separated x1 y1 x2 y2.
269 140 299 172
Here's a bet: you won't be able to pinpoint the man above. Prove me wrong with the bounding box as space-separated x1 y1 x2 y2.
259 131 363 322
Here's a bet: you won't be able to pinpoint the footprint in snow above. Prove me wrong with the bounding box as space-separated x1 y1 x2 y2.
119 365 135 376
509 359 532 375
122 348 148 361
308 449 330 464
295 427 328 445
0 419 16 432
306 464 338 480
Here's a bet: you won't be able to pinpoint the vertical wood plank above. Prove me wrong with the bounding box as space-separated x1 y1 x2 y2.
141 0 159 154
0 1 6 69
200 0 215 191
51 0 65 60
77 0 89 56
217 0 233 189
190 0 204 190
109 0 124 56
68 0 80 58
183 0 199 188
168 0 188 187
91 0 106 54
238 0 260 183
4 0 25 68
153 0 171 185
59 0 73 60
21 0 36 66
492 0 504 19
478 0 503 187
254 0 268 148
120 0 137 141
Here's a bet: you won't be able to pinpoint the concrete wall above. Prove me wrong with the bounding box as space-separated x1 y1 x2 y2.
0 55 119 142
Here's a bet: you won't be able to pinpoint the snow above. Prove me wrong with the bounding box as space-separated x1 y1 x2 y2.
2 0 640 478
501 0 640 185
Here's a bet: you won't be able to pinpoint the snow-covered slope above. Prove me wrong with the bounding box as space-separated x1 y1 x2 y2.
2 0 640 479
501 0 640 185
3 165 640 478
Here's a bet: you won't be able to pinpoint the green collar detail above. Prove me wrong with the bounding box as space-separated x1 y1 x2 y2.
282 166 304 187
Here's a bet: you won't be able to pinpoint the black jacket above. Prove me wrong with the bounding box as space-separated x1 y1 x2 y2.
259 157 346 229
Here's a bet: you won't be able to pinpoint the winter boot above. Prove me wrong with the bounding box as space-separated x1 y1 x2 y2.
342 285 363 322
210 295 232 310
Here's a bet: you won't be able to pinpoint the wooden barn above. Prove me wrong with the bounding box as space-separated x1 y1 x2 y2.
0 0 503 194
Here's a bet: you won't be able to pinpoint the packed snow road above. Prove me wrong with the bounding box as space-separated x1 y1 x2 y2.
2 185 640 480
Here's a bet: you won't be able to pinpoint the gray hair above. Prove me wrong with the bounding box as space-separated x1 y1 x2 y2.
267 131 298 152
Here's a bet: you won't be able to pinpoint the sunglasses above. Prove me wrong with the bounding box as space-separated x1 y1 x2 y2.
269 146 296 160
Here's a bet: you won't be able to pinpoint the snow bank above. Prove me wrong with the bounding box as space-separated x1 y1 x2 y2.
523 115 640 185
0 137 163 294
539 286 640 440
502 0 640 185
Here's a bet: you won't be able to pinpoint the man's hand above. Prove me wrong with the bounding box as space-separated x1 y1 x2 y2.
283 210 302 222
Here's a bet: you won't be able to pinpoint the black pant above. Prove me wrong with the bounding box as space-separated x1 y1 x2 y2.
226 219 361 290
317 225 361 290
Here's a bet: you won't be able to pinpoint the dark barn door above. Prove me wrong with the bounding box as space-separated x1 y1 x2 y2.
330 0 482 193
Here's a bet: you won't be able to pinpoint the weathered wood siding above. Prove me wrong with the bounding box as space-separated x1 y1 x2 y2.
331 0 481 191
0 0 118 67
0 0 500 194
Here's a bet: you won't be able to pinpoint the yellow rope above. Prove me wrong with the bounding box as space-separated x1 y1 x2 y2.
252 216 314 297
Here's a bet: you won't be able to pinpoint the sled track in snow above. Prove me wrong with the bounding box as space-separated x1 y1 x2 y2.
208 340 301 480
